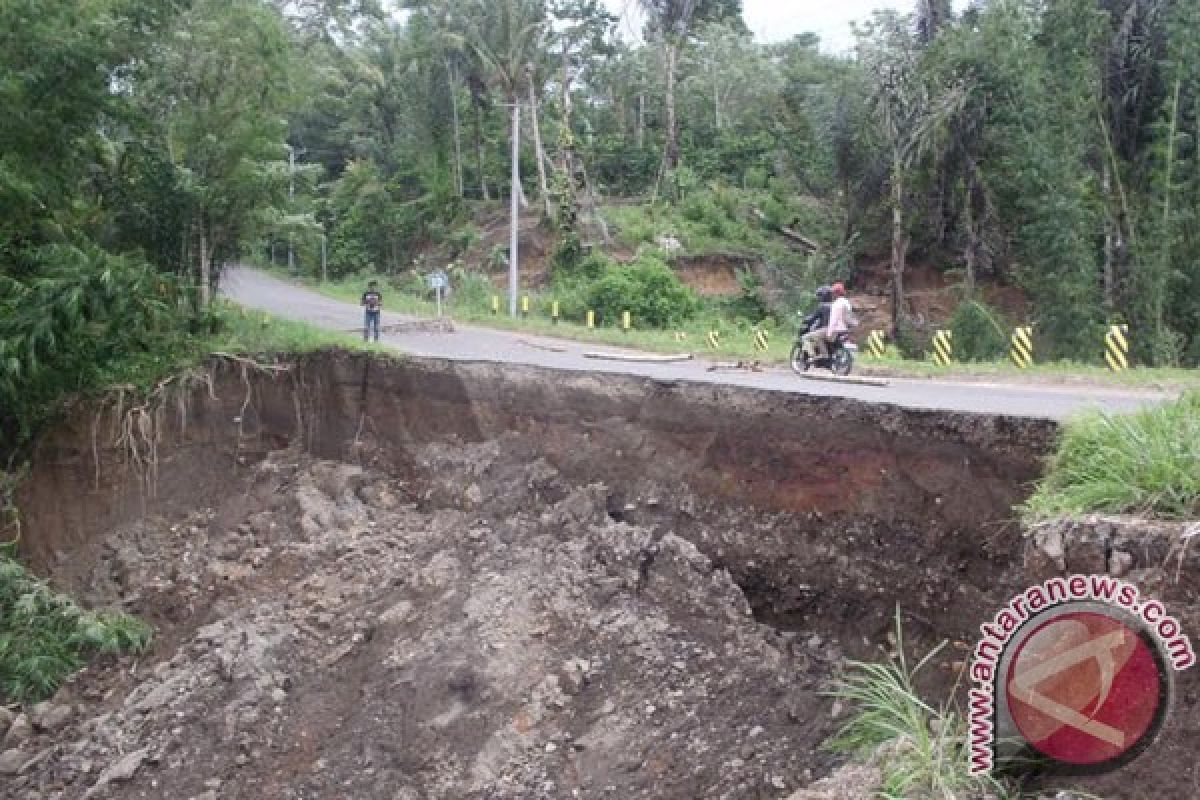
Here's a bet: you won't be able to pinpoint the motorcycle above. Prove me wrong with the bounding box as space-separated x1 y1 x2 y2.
790 331 856 376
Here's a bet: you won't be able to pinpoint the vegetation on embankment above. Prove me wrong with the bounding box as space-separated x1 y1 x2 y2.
0 556 153 703
0 306 366 704
1023 391 1200 521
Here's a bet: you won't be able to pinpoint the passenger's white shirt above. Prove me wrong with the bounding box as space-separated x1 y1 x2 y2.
828 296 854 335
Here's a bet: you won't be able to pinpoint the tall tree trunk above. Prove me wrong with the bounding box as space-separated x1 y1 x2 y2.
711 61 721 130
890 159 908 338
198 220 211 308
473 99 490 201
447 60 464 198
1103 163 1116 310
560 44 578 208
636 92 646 150
578 155 612 246
664 42 679 170
528 80 554 221
963 177 977 296
615 88 626 142
652 42 680 202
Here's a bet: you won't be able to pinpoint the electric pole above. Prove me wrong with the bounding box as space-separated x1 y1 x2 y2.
509 102 520 318
286 143 305 274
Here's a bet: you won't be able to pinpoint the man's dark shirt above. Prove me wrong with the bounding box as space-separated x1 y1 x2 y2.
802 301 832 334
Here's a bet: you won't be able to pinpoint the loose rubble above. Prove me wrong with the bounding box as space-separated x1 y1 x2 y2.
3 446 845 799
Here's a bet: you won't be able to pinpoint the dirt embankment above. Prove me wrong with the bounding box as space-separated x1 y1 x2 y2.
3 353 1194 799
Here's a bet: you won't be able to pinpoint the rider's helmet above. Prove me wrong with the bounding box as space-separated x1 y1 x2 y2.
816 285 833 303
831 282 846 298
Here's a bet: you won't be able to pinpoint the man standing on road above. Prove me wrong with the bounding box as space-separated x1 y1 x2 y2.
362 280 382 342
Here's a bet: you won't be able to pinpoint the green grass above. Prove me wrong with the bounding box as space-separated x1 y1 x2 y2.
0 556 152 703
828 613 1012 800
861 348 1200 389
1022 391 1200 521
208 302 378 355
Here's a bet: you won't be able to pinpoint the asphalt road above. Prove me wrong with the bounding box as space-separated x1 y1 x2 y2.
222 267 1170 420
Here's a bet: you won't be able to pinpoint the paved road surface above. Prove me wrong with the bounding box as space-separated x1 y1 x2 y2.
222 267 1170 420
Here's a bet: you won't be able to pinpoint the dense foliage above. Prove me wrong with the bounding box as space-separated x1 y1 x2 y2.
277 0 1200 365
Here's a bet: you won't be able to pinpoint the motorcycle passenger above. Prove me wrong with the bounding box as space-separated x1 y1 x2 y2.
825 282 857 352
800 286 834 360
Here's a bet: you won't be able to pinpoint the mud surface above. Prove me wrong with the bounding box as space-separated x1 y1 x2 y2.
4 353 1195 798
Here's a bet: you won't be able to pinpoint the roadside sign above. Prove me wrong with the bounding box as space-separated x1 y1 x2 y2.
428 270 449 318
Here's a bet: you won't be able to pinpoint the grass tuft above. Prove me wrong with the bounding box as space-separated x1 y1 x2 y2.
1022 391 1200 521
828 611 1009 799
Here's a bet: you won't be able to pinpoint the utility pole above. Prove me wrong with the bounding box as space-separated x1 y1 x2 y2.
321 234 328 283
286 143 305 274
508 102 521 318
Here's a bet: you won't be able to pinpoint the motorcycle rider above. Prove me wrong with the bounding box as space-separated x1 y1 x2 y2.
825 282 857 352
800 286 834 360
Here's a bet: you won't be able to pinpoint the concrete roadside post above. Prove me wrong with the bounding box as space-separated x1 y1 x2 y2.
587 310 595 329
622 311 632 333
552 301 560 325
931 330 954 366
866 330 886 359
1106 324 1131 372
1011 326 1034 369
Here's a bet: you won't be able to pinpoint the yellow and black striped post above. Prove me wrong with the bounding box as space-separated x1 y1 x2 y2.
1010 326 1034 369
551 301 560 324
931 330 954 366
491 295 500 315
707 330 721 350
1106 324 1131 372
866 330 886 359
586 310 595 329
622 311 632 332
753 329 770 353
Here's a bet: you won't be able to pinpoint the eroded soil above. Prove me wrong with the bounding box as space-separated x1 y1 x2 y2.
1 443 851 800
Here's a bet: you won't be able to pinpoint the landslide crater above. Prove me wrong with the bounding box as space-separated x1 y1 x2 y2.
4 352 1111 799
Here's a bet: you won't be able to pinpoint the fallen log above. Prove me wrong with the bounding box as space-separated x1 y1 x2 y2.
751 209 820 252
796 372 889 388
583 351 694 364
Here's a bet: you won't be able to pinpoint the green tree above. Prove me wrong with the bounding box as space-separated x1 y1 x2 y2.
145 0 294 305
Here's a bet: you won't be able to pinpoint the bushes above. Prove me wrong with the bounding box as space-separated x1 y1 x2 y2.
948 300 1010 362
586 254 699 328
